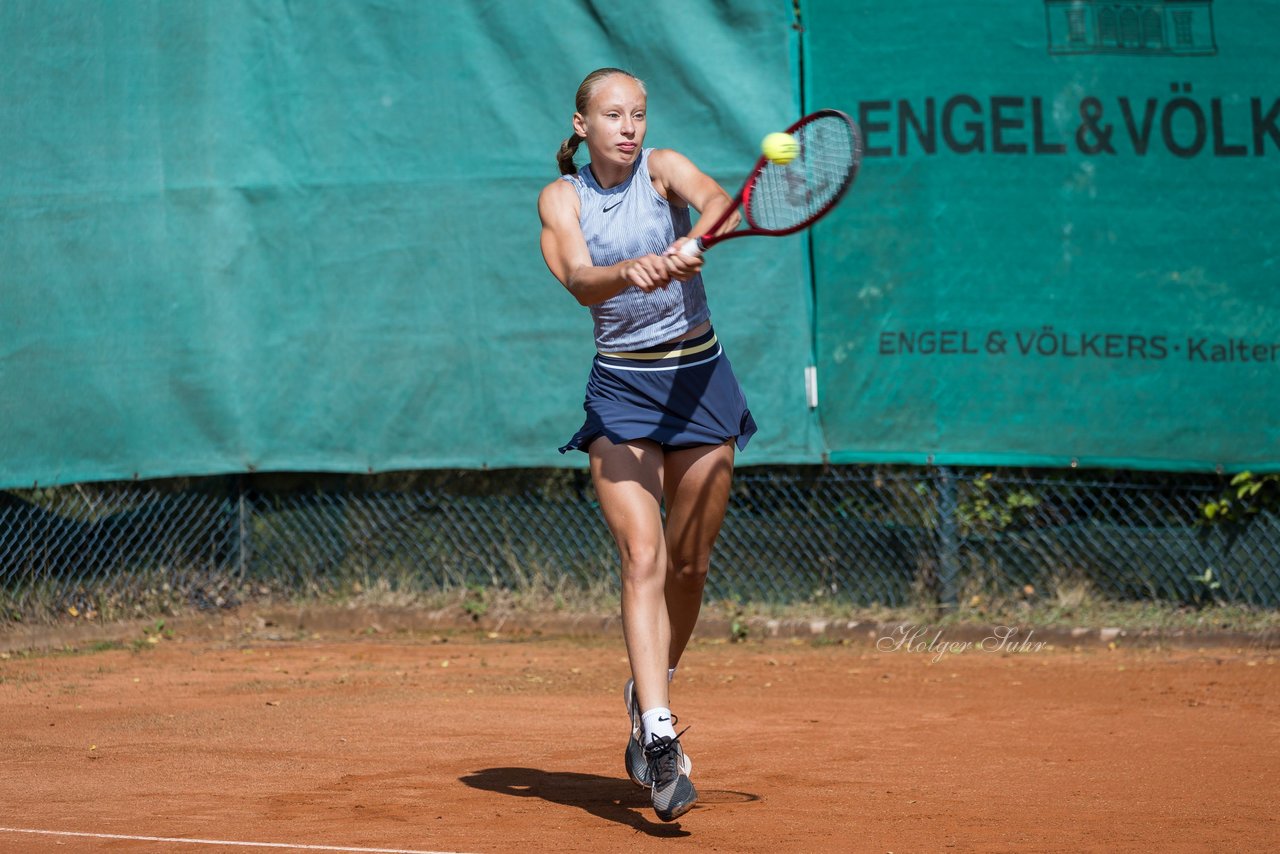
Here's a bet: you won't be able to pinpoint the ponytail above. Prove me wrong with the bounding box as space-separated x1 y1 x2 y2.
557 132 584 175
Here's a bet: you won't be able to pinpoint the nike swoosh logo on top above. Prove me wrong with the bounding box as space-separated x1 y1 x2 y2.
657 716 670 722
603 201 622 212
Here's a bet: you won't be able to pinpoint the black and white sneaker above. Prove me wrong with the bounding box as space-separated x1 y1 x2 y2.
645 729 697 822
623 678 691 787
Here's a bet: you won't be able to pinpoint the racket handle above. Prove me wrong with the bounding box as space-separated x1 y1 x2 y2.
678 237 705 258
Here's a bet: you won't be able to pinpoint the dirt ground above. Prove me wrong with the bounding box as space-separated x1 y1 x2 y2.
1 615 1276 854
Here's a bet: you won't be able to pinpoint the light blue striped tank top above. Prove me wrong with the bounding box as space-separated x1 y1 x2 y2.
563 148 710 350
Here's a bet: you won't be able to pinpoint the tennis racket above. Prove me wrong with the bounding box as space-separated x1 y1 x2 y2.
679 109 862 257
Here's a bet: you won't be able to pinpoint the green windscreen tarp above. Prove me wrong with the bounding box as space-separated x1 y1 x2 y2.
804 0 1280 472
0 0 817 488
4 1 1277 488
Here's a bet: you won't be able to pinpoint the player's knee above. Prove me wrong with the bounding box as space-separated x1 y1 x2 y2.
669 554 710 588
618 541 665 584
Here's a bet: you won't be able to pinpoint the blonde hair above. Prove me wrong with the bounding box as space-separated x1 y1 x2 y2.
556 67 646 175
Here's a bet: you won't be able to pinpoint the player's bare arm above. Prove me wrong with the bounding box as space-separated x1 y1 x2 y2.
649 148 740 247
538 179 679 304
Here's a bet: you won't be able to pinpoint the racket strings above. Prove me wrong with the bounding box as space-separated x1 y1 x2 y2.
747 116 859 232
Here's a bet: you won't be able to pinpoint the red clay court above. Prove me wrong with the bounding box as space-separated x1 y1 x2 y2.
2 617 1275 853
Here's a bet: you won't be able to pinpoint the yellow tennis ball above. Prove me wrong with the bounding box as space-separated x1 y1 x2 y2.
761 131 798 164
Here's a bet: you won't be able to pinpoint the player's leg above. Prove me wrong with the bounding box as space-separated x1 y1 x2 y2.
590 435 697 820
662 440 735 671
619 439 732 821
588 437 671 722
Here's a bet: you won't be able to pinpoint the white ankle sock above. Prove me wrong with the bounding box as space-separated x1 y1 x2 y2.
641 707 677 744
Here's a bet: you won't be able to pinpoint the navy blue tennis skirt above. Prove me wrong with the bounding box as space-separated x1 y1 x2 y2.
559 326 758 454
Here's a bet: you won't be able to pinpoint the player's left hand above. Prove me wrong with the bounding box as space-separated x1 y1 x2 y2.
663 238 703 281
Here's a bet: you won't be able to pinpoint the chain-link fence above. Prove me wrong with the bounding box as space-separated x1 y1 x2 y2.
2 466 1277 624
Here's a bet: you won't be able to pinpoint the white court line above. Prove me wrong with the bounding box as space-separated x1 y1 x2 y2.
0 827 475 854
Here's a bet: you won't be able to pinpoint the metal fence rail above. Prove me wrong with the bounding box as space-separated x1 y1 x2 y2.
2 466 1277 624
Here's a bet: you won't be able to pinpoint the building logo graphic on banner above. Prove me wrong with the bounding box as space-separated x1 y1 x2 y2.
1044 0 1216 56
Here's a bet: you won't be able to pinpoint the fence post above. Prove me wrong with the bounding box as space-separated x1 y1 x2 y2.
937 466 960 607
237 477 249 576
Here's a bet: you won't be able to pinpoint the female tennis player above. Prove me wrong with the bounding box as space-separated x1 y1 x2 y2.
537 68 756 822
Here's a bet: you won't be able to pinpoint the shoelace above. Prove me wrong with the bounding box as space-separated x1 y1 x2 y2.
645 726 690 786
